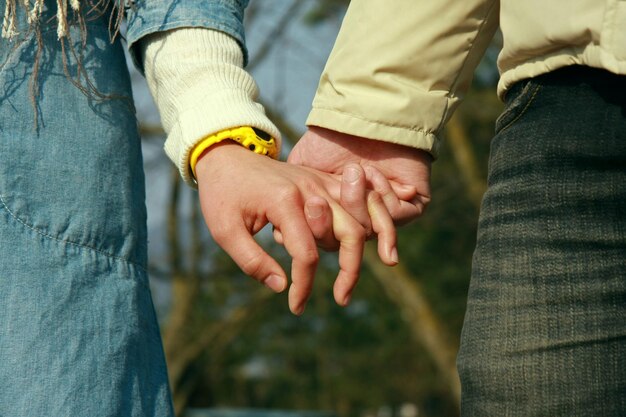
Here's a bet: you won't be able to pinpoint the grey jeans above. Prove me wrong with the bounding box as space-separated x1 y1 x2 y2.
458 66 626 416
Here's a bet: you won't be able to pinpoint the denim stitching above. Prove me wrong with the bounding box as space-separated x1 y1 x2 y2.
0 193 146 272
498 84 542 134
127 20 239 40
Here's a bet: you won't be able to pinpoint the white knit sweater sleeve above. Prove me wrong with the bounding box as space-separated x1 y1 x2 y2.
142 28 282 185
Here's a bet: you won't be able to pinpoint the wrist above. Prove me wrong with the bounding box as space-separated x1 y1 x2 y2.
190 126 278 179
195 141 240 173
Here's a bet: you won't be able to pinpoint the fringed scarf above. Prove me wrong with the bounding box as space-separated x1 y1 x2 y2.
1 0 130 126
2 0 126 41
3 0 80 39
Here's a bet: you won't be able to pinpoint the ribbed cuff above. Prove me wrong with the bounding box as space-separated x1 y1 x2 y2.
143 27 281 185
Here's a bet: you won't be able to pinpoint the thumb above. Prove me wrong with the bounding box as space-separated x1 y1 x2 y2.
211 220 289 293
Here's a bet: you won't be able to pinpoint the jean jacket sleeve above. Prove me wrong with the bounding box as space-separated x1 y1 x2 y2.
125 0 250 72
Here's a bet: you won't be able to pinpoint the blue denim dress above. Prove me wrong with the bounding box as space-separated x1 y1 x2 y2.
0 1 247 415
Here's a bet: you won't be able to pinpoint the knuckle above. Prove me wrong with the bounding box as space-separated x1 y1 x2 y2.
388 205 401 219
302 179 323 196
297 247 320 266
367 191 383 205
389 203 410 220
209 222 231 243
413 195 432 217
239 252 266 279
277 184 302 205
338 271 360 291
340 192 361 207
346 225 367 243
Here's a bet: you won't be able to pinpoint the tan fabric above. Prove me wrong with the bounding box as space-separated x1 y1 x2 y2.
498 0 626 93
143 28 281 185
307 0 626 157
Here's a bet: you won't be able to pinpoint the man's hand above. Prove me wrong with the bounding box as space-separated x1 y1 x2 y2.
289 126 433 227
195 142 396 314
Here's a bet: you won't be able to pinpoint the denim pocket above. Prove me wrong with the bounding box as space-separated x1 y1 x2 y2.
495 78 542 134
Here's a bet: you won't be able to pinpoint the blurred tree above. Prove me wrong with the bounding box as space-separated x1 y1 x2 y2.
303 0 350 25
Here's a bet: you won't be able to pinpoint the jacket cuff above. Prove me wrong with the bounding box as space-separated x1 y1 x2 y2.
306 107 440 159
142 28 281 186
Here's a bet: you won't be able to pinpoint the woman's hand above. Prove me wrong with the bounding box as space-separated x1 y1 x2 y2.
195 142 397 314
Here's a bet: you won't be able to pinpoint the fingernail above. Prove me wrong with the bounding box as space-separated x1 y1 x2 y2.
344 166 360 183
342 293 352 307
264 274 286 293
296 303 306 316
390 246 399 264
306 203 324 219
291 302 305 316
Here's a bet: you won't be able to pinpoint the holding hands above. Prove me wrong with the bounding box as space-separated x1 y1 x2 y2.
143 27 433 314
195 127 432 315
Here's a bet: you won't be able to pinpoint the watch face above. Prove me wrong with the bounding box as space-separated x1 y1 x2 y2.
252 127 273 142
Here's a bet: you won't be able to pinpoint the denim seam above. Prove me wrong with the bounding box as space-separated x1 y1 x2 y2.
126 20 240 45
130 20 238 36
0 194 147 272
497 84 542 134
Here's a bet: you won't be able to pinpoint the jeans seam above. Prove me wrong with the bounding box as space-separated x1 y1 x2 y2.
498 84 542 134
0 193 147 272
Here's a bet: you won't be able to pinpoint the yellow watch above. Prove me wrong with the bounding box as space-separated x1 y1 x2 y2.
189 126 278 178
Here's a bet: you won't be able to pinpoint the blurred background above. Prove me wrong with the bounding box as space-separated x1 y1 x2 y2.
129 1 503 416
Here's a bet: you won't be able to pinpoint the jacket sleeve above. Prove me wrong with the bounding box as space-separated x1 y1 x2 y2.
306 0 499 157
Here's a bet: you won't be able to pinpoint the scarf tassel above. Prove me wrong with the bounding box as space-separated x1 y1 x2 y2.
2 0 80 40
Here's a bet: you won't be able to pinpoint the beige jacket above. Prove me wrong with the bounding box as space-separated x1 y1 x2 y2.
307 0 626 157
